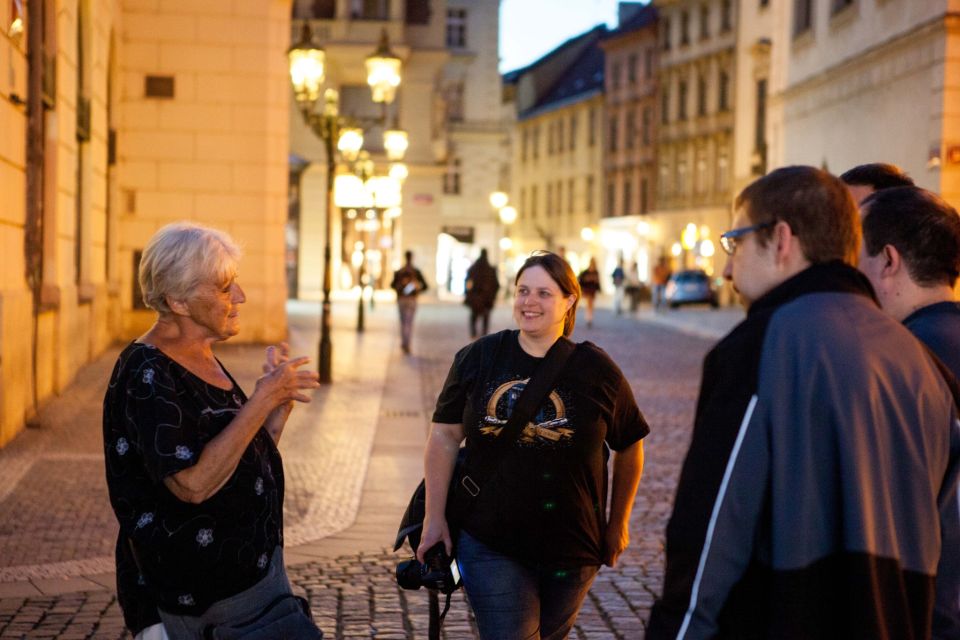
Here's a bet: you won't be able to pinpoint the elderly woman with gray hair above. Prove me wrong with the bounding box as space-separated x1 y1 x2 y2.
103 222 322 639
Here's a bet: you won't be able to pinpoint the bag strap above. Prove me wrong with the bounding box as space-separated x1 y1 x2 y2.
458 336 577 497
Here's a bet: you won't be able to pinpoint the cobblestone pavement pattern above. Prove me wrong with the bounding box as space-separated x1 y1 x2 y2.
0 299 741 638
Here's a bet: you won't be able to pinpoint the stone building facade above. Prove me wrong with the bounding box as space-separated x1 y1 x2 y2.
767 0 960 206
598 3 660 281
289 0 504 300
506 26 607 276
651 0 736 277
0 0 292 447
731 0 772 196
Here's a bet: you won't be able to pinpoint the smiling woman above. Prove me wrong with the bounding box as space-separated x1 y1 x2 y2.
418 250 650 640
513 251 580 349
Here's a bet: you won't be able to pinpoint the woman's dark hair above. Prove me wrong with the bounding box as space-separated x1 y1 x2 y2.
515 251 580 337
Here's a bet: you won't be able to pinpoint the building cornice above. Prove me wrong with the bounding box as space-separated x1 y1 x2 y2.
780 13 948 103
518 89 603 121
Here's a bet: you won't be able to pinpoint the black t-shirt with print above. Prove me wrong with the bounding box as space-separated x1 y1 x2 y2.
103 342 284 630
432 330 649 568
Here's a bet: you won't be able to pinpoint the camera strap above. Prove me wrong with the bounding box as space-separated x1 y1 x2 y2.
453 334 578 511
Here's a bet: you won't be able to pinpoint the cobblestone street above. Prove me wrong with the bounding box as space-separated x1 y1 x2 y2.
0 299 741 639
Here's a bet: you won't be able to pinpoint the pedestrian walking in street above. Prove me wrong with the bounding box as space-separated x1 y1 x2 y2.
419 250 648 640
391 250 429 355
647 166 960 638
464 248 500 338
103 223 323 640
611 259 626 315
840 161 914 204
624 261 642 313
577 257 601 328
651 256 671 310
858 185 960 377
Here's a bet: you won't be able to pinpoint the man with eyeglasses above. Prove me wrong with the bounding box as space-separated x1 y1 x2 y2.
647 166 960 639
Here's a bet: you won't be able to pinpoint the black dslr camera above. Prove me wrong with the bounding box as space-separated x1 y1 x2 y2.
395 543 462 595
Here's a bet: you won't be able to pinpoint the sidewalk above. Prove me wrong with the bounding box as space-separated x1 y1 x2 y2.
0 296 735 638
0 299 414 638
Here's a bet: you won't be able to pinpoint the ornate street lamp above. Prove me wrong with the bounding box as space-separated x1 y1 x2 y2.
366 29 402 104
389 162 409 182
288 25 335 384
337 128 364 162
290 21 405 375
288 23 325 105
383 129 409 161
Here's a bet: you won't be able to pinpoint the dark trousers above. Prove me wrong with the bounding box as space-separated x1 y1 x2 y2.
470 308 491 338
398 297 417 352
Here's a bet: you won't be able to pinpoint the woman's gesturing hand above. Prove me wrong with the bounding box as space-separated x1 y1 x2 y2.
417 514 452 564
260 343 314 442
254 348 320 408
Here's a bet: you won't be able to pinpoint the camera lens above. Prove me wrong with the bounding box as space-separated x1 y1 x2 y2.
395 559 424 591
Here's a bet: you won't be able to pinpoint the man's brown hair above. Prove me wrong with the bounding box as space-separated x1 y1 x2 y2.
839 163 914 190
862 186 960 288
735 165 860 265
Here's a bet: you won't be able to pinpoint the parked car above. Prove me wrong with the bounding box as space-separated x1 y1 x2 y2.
664 269 719 308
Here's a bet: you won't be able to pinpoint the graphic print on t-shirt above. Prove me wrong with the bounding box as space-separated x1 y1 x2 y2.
480 377 574 448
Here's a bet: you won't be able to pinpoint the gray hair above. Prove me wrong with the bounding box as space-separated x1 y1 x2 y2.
139 222 241 314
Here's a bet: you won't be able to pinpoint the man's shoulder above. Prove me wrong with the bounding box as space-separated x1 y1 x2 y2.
763 291 938 385
905 301 960 333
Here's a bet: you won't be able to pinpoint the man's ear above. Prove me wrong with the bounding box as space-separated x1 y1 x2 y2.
880 244 903 278
772 221 798 264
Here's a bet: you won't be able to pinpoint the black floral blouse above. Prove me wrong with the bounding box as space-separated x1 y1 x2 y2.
103 342 284 633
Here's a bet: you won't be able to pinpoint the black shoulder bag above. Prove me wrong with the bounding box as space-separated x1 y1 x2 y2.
393 333 577 554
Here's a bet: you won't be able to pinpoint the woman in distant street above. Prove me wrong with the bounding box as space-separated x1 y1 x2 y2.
103 222 322 640
577 257 602 328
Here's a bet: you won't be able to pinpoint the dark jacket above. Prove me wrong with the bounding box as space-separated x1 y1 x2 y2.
648 262 960 639
465 259 499 312
391 265 428 298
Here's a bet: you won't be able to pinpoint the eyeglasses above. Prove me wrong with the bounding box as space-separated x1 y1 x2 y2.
719 222 775 255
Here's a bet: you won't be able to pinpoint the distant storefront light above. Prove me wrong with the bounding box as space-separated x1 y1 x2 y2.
700 239 716 258
681 223 698 251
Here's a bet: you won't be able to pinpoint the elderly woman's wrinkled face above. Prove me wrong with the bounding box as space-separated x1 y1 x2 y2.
185 271 246 340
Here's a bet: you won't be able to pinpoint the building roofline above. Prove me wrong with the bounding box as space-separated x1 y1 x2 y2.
501 23 608 79
518 88 602 121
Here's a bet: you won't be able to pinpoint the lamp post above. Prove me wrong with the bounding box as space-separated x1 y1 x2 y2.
288 22 405 382
489 191 515 296
288 23 333 383
498 205 517 297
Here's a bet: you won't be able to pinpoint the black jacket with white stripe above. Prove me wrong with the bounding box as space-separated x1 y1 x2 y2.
648 262 960 639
